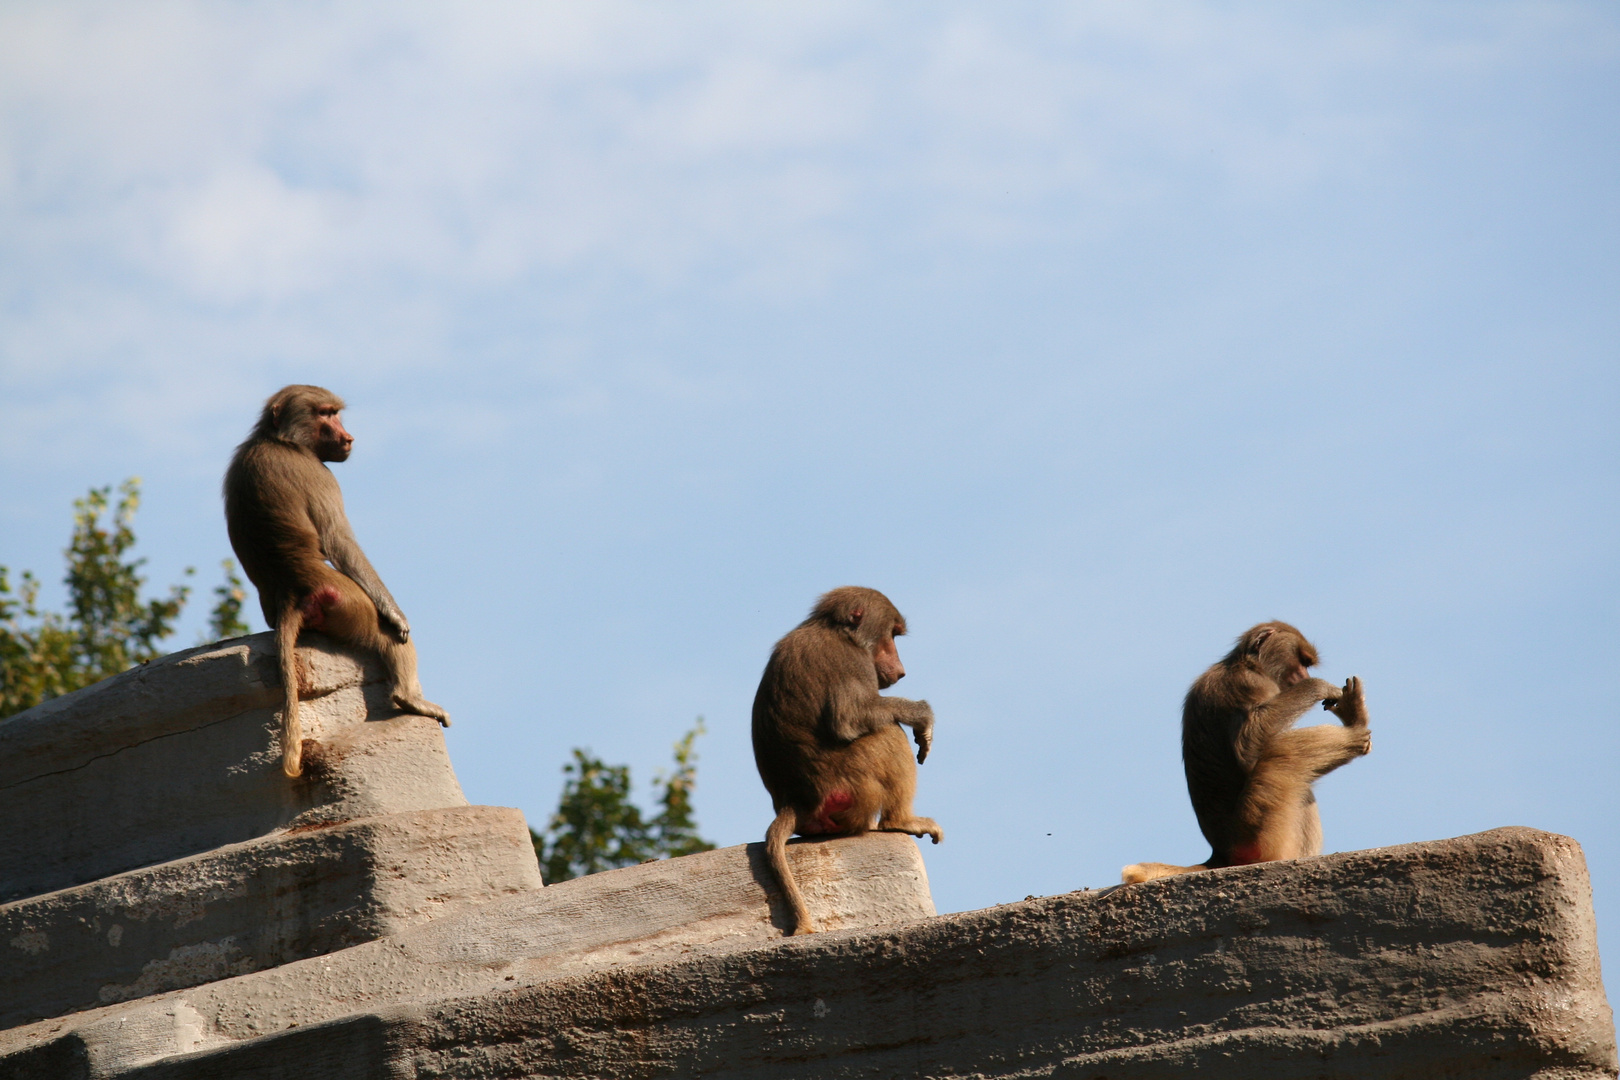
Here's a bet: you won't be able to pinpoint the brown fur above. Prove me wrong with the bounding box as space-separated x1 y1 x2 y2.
224 385 448 778
752 586 942 935
1122 621 1370 883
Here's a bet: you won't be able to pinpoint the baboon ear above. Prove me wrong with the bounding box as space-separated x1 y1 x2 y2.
847 607 864 627
1249 627 1273 653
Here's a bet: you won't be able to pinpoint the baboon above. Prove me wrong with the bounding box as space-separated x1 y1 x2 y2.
224 385 448 778
752 586 942 935
1121 621 1370 884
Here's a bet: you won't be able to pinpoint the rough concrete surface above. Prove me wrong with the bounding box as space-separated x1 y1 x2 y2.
0 633 466 903
3 829 1614 1079
3 636 1613 1079
0 832 936 1076
0 805 542 1030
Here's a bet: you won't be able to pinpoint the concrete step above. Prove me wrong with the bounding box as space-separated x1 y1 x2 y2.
0 805 542 1030
0 633 466 905
0 831 937 1077
11 827 1607 1080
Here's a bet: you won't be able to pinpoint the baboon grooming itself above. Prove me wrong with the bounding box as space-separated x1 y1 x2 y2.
1121 621 1370 884
752 586 942 935
224 385 448 778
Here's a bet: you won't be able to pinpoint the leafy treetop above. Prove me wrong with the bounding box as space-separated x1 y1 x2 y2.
2 480 250 719
532 721 716 882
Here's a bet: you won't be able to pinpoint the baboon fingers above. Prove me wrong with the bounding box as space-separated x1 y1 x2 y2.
1328 675 1368 726
381 611 410 643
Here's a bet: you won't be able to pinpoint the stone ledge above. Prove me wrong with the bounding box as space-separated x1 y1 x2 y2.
0 633 466 904
17 827 1608 1080
0 805 542 1030
0 832 937 1076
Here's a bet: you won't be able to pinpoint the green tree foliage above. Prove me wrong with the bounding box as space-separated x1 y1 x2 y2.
532 720 717 882
0 480 193 719
652 723 715 860
203 558 253 642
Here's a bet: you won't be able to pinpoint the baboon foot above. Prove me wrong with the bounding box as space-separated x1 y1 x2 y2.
395 693 451 727
883 816 943 844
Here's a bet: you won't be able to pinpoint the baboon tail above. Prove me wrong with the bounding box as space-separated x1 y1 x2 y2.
277 604 305 778
1120 859 1211 884
766 807 815 936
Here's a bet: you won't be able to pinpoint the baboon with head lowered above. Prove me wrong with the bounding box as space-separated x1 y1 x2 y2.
224 385 448 778
752 586 942 935
1122 621 1369 884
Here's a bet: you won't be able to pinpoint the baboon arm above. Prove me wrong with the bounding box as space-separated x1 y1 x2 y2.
824 688 932 741
313 505 410 641
824 688 934 762
1235 678 1341 768
1262 722 1372 781
1250 677 1341 727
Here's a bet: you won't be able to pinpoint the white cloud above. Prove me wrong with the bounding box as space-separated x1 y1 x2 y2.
158 165 356 299
0 3 1476 302
0 0 1607 443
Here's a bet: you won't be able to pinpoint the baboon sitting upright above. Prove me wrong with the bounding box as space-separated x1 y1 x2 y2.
1122 621 1370 883
752 586 942 935
224 384 448 778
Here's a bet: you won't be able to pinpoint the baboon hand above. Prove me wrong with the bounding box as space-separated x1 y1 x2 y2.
1325 675 1367 727
1307 676 1344 708
379 607 411 643
912 714 934 764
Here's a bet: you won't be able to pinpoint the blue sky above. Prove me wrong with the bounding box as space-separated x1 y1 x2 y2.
2 2 1617 1000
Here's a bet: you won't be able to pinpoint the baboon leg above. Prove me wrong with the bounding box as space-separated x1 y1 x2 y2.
871 728 942 843
766 806 816 935
1283 723 1372 779
1242 724 1370 861
380 637 449 726
1245 793 1310 862
314 574 449 726
877 790 943 843
1299 796 1324 858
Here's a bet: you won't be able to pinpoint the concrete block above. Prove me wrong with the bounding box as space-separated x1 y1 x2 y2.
0 633 466 904
21 828 1608 1080
0 805 542 1030
0 832 937 1075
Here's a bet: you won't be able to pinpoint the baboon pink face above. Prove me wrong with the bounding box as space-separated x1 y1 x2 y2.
1255 624 1318 688
873 629 906 688
310 405 353 462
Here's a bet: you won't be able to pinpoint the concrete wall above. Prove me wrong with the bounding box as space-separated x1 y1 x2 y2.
0 805 540 1029
1 634 1614 1079
129 830 1620 1079
0 633 537 1037
0 634 466 904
